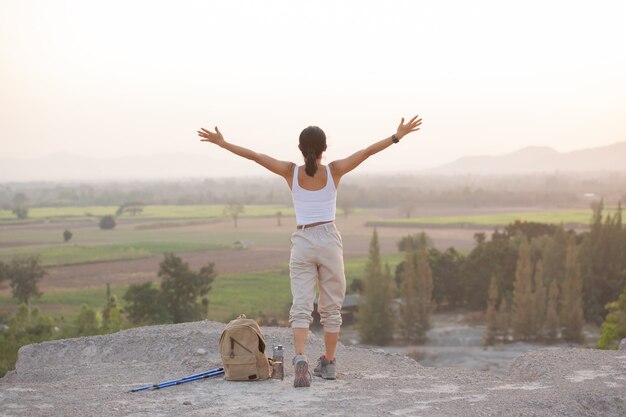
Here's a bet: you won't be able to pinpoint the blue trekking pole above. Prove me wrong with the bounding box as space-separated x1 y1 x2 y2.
131 367 224 392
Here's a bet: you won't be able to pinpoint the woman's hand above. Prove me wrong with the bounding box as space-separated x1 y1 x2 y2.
197 126 225 146
396 115 422 139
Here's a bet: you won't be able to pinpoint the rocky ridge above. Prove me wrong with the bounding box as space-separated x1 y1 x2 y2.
1 321 625 416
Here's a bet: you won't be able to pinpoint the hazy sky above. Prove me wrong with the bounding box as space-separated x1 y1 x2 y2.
1 0 625 176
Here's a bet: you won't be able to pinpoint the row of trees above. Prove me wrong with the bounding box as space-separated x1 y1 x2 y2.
358 230 435 345
413 203 625 325
484 234 584 345
356 203 626 348
4 174 626 211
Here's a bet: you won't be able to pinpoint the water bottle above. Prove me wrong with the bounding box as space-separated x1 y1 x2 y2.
272 345 284 380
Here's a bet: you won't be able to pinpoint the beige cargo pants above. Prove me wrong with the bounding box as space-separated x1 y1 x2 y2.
288 223 346 333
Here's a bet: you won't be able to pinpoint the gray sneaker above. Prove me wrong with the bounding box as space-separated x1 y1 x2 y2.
292 355 311 388
313 355 336 380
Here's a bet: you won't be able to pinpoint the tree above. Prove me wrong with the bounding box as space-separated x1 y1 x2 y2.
541 226 568 291
12 192 27 206
358 229 395 345
116 201 145 217
159 253 216 323
495 298 511 341
99 215 116 230
6 255 46 321
484 275 499 346
224 202 244 228
123 282 170 325
545 279 560 343
0 305 56 378
504 220 557 241
349 278 363 294
101 283 123 333
560 235 584 343
511 236 534 341
597 282 626 350
531 259 546 339
398 232 433 252
430 247 465 308
398 240 433 343
579 201 626 324
399 241 418 342
415 246 434 337
0 261 6 287
12 206 28 220
74 304 101 336
461 230 518 311
63 230 73 242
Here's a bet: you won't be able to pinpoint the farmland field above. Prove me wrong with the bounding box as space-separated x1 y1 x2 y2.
0 252 406 323
0 204 594 323
0 241 228 266
366 209 610 228
0 204 295 222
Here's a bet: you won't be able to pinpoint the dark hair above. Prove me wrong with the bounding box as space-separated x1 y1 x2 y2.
299 126 327 177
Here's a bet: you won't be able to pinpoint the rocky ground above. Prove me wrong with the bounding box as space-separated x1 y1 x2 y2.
1 321 625 417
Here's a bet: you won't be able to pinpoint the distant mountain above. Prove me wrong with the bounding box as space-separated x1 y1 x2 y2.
2 141 625 181
428 142 626 174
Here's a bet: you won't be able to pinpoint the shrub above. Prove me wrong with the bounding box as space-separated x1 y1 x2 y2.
99 215 116 230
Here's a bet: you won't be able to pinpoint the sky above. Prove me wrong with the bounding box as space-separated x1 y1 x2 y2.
1 0 625 178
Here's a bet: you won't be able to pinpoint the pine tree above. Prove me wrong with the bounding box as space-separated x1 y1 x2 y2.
542 226 567 288
512 236 534 341
399 239 421 342
560 235 584 343
358 229 395 345
382 262 395 338
531 259 546 339
579 200 626 324
484 275 498 346
495 298 511 341
415 246 434 340
545 279 560 343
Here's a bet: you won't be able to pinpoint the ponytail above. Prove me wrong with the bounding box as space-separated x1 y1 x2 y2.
299 126 327 177
304 149 318 177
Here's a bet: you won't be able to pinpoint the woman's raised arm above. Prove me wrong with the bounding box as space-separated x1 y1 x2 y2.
330 116 422 182
198 126 294 181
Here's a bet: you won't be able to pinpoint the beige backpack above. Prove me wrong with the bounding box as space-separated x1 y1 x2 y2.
219 315 271 381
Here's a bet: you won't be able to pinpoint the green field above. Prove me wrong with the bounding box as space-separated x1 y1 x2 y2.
0 212 292 266
0 241 228 266
0 204 294 222
366 209 612 228
0 286 129 324
0 253 405 324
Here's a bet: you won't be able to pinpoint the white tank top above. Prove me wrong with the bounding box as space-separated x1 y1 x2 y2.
291 164 337 225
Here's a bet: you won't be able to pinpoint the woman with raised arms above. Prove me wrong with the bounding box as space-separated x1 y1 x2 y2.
198 115 422 387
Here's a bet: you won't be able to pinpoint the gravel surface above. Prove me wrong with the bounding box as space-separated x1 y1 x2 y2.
1 322 625 416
